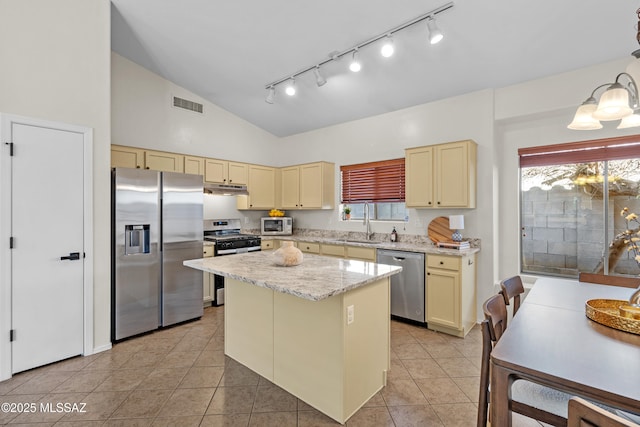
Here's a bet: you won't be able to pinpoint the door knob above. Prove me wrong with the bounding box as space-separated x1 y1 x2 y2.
60 252 80 261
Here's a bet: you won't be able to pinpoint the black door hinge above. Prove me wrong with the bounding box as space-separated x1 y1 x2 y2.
9 330 15 342
9 237 14 249
5 142 14 156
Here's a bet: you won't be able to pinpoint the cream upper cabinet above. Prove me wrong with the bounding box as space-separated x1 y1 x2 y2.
237 165 277 210
204 158 226 183
426 254 476 337
184 156 205 176
405 140 476 208
205 159 248 184
228 162 248 185
281 166 301 209
111 145 145 169
405 146 434 207
281 162 334 210
111 145 184 172
144 150 184 173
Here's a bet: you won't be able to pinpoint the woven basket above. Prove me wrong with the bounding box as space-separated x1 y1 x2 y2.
585 299 640 335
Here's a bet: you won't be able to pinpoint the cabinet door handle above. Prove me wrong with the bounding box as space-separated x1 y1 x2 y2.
439 261 444 265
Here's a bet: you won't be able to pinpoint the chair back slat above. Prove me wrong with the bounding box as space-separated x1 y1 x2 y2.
483 294 508 341
499 275 525 317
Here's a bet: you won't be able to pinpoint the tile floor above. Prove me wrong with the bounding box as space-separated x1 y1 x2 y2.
0 306 547 426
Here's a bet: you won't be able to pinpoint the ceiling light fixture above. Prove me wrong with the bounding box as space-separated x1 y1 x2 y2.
263 1 454 103
285 78 296 96
349 49 361 72
380 34 394 58
426 16 444 44
568 8 640 130
313 66 327 87
265 86 275 104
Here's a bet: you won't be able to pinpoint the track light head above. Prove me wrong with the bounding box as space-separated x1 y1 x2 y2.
313 66 327 87
285 79 296 96
265 86 275 104
349 49 361 72
381 34 395 58
427 16 444 44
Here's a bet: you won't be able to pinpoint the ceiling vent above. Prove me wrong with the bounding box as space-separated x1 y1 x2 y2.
173 96 203 114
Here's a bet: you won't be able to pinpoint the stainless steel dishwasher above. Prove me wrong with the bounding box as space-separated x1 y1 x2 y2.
376 249 425 323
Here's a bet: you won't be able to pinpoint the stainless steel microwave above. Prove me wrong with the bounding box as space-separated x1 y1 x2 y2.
261 217 293 235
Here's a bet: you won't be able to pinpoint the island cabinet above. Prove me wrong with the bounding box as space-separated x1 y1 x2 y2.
281 162 335 209
426 253 476 337
111 145 184 172
205 158 248 185
236 164 277 210
183 252 400 424
405 140 477 208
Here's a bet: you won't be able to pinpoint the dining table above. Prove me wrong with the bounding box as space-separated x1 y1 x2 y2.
490 276 640 426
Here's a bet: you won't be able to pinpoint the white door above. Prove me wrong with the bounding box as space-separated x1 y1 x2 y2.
11 123 84 373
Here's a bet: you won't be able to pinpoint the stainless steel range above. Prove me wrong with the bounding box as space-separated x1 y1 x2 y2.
204 218 261 256
203 219 261 307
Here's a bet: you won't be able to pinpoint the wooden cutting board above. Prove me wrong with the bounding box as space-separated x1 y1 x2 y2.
427 216 453 243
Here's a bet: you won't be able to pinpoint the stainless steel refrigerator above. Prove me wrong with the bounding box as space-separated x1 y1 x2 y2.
111 168 203 341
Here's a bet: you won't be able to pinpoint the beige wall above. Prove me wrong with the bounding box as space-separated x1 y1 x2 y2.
0 0 111 352
111 53 279 164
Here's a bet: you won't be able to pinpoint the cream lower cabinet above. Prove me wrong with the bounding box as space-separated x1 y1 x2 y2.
298 241 320 254
203 245 214 306
405 140 476 208
345 246 376 262
321 244 345 258
225 277 390 424
426 254 476 337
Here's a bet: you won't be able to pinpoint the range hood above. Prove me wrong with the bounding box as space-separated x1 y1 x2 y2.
203 182 249 196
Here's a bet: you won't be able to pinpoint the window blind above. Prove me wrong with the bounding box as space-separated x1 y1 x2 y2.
518 135 640 167
341 158 405 203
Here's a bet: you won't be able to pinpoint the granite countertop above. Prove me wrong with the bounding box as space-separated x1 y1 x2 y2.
262 235 479 256
184 251 402 301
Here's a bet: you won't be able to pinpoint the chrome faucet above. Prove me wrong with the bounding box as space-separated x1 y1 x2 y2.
363 202 373 240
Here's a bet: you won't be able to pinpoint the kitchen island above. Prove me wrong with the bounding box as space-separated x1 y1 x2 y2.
184 251 402 424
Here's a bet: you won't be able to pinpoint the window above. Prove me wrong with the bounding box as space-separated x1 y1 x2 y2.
519 136 640 278
341 158 406 221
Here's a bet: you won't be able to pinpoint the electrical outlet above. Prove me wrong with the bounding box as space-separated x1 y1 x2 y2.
347 305 354 325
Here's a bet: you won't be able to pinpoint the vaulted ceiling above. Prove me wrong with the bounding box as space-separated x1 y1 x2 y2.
111 1 638 137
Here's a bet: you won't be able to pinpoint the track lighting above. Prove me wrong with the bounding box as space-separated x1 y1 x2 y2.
263 2 454 104
285 79 296 96
313 66 327 87
380 35 394 58
427 16 444 44
349 49 361 72
265 86 275 104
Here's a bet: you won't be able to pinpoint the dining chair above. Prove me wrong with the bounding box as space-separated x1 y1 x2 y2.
499 275 525 323
578 272 638 288
478 294 569 427
568 397 639 427
479 294 640 427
